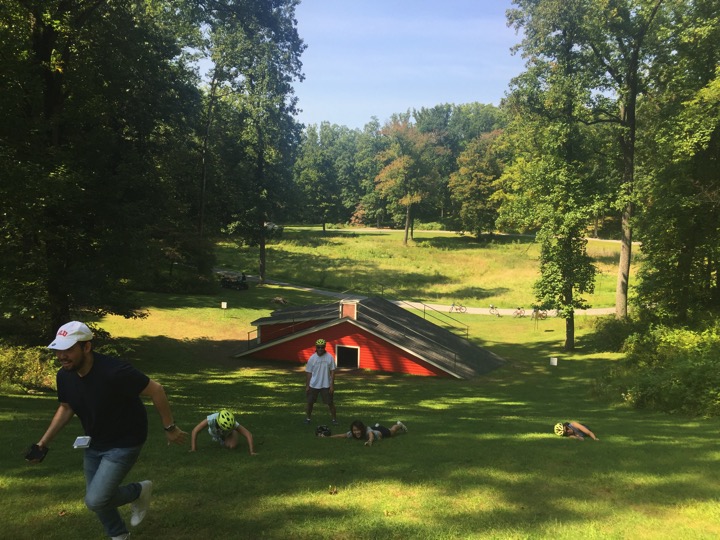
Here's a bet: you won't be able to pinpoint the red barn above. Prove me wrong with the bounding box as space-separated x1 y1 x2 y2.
236 296 503 379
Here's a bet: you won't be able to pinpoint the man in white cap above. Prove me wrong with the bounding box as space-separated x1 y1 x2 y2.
32 321 187 540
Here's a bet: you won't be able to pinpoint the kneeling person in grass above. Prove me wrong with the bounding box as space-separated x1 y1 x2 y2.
190 410 256 455
322 420 407 446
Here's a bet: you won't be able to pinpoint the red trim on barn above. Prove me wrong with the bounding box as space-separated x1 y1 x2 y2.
247 321 450 377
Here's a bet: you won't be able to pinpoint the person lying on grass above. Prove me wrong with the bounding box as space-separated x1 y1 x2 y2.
190 409 256 454
554 421 599 441
320 420 407 446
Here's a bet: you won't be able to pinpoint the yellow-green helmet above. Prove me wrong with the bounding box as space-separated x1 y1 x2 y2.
217 409 235 430
554 422 565 436
315 338 326 347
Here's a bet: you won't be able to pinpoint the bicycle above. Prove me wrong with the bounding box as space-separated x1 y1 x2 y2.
513 306 525 318
449 301 467 314
531 307 548 320
489 304 501 317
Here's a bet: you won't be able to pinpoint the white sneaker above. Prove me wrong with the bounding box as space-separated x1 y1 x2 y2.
396 421 408 433
130 480 153 527
111 534 129 540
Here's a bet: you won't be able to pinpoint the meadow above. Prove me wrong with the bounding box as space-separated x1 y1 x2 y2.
215 227 632 309
2 229 719 539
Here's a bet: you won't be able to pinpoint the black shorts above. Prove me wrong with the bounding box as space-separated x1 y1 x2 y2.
307 387 334 405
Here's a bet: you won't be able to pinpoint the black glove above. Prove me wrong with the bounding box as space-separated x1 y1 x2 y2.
25 444 49 463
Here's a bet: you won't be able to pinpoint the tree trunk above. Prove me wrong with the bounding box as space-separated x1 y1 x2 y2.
615 204 633 319
403 204 411 245
564 311 575 351
199 74 219 237
259 234 266 283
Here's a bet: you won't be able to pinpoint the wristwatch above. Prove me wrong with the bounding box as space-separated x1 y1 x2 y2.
164 423 176 432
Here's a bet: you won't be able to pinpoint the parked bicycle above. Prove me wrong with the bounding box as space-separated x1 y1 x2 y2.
489 304 501 317
449 301 467 313
513 306 525 318
531 307 548 320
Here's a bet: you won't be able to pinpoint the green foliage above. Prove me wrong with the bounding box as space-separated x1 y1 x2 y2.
633 1 720 321
614 324 720 417
586 315 646 352
0 345 56 393
0 0 306 334
448 130 505 236
411 220 446 231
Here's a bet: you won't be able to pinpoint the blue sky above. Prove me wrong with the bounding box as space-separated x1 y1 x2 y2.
293 1 526 130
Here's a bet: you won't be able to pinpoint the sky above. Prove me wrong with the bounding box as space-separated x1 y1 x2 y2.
293 1 527 130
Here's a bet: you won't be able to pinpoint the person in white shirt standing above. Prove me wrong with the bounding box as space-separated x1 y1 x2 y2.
304 338 337 425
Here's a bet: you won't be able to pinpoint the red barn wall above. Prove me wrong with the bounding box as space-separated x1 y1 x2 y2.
247 321 449 377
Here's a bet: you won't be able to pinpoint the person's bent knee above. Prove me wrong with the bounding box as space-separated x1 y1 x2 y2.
85 492 112 513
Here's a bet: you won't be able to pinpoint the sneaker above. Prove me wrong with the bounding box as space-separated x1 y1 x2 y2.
304 418 311 424
396 421 408 433
130 480 153 527
111 535 129 540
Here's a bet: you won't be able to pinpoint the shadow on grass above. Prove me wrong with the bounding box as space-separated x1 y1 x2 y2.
449 286 511 300
416 232 537 249
121 285 328 312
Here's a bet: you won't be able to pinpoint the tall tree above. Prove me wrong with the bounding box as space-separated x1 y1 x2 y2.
352 118 387 226
501 3 609 349
205 0 305 281
509 0 667 319
375 115 444 245
448 129 506 237
294 122 359 229
0 0 203 333
633 0 720 320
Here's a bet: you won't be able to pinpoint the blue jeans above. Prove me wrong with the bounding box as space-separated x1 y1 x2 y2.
83 445 143 537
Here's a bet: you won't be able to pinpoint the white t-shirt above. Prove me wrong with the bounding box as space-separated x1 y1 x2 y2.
305 351 336 389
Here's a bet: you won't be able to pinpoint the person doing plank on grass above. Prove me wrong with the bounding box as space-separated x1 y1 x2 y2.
190 409 256 455
321 420 408 446
554 421 599 441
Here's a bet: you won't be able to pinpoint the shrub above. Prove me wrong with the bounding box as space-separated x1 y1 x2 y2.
587 316 645 352
0 338 135 394
413 220 446 231
615 324 720 417
0 345 57 393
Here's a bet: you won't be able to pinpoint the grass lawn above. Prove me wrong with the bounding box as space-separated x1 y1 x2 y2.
2 231 718 539
215 227 638 309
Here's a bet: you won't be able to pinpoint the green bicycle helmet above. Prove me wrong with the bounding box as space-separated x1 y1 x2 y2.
315 338 326 347
217 409 235 431
554 422 565 436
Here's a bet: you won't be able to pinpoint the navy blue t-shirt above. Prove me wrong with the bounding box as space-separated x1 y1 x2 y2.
57 353 150 450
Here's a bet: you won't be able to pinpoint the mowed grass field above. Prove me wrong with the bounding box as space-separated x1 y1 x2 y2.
3 229 719 539
216 227 634 309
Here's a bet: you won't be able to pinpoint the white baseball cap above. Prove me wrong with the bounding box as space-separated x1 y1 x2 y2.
48 321 94 350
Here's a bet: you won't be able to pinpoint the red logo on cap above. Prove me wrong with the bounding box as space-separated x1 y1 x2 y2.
58 330 68 337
